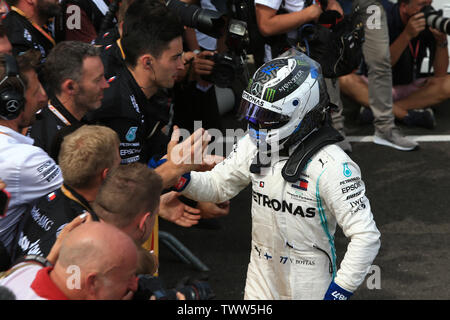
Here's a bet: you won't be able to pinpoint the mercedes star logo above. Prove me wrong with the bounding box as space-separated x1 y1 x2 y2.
6 99 20 112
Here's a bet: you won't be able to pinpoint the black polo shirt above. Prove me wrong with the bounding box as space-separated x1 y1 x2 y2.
14 184 98 260
383 1 436 85
86 41 172 164
27 97 81 159
3 7 55 62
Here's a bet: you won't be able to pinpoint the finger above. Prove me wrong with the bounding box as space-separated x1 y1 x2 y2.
175 217 199 227
183 205 201 215
170 125 180 142
185 211 202 221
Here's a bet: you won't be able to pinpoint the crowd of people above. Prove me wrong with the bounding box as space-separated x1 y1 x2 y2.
0 0 447 300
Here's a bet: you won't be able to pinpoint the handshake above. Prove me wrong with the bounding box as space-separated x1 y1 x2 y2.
153 125 223 190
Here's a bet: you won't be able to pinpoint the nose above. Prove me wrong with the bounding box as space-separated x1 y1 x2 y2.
102 77 110 90
177 57 185 71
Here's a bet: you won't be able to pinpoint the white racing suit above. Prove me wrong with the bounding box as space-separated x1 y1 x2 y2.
182 134 381 299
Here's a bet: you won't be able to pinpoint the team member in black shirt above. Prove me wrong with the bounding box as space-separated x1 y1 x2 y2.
14 125 120 260
3 0 61 61
28 41 109 157
87 1 184 165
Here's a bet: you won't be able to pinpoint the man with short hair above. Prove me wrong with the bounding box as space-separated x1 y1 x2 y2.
88 0 229 225
14 125 121 259
88 1 185 165
28 41 110 155
340 0 450 129
0 221 139 300
0 51 61 255
3 0 60 61
93 162 163 246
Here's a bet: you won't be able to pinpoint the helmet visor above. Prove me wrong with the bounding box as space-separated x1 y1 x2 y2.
238 99 290 129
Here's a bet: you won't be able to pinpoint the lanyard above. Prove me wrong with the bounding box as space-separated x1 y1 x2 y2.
10 6 56 46
48 104 71 126
116 38 126 60
60 184 92 212
408 40 420 81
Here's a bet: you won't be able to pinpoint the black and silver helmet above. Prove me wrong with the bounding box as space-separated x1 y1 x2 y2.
238 49 329 152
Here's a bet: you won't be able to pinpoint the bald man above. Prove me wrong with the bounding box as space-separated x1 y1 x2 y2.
0 220 139 300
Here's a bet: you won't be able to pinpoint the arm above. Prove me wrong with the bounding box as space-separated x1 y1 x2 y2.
390 12 426 66
255 3 322 37
321 159 380 296
19 148 63 204
430 28 449 77
181 135 255 204
155 126 212 189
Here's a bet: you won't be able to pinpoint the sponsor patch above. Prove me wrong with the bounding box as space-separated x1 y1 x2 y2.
292 178 308 191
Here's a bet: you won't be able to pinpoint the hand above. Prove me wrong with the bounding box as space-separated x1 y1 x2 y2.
46 212 93 264
404 12 426 40
167 125 212 173
305 4 323 23
196 201 230 219
429 27 448 45
193 50 215 76
323 281 353 300
159 191 201 227
326 0 343 16
199 154 225 172
0 179 5 190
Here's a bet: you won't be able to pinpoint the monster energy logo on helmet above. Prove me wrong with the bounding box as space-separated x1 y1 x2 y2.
265 88 276 102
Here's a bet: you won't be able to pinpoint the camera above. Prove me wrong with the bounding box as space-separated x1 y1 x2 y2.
133 275 215 300
201 19 248 88
422 5 450 35
165 0 226 39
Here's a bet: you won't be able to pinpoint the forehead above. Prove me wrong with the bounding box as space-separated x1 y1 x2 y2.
408 0 428 7
157 37 183 59
81 56 104 75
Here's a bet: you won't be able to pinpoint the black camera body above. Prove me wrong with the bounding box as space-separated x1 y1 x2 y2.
201 52 245 89
422 5 450 35
133 275 215 300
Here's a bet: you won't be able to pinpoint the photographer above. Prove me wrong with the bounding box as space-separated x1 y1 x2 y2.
340 0 450 129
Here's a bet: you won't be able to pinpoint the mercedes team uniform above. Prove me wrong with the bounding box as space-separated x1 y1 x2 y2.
0 125 63 253
27 97 82 158
182 134 380 299
86 40 172 164
3 6 55 62
14 184 98 260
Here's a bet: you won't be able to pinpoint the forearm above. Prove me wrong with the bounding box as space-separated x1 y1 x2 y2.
335 229 381 292
155 161 185 189
433 46 449 77
182 170 247 203
256 5 318 36
390 31 411 66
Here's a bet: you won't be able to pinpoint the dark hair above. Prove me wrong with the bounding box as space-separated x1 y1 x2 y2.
93 163 163 228
0 50 40 94
398 0 411 5
42 41 101 96
121 0 183 67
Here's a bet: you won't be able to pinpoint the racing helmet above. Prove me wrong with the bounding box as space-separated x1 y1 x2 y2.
238 49 330 152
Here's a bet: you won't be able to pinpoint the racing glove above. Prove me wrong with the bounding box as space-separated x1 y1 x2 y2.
323 281 353 300
148 157 191 191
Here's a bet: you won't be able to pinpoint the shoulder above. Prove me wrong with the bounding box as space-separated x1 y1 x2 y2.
307 144 360 178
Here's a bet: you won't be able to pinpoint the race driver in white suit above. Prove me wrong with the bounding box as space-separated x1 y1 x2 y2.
180 49 381 300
